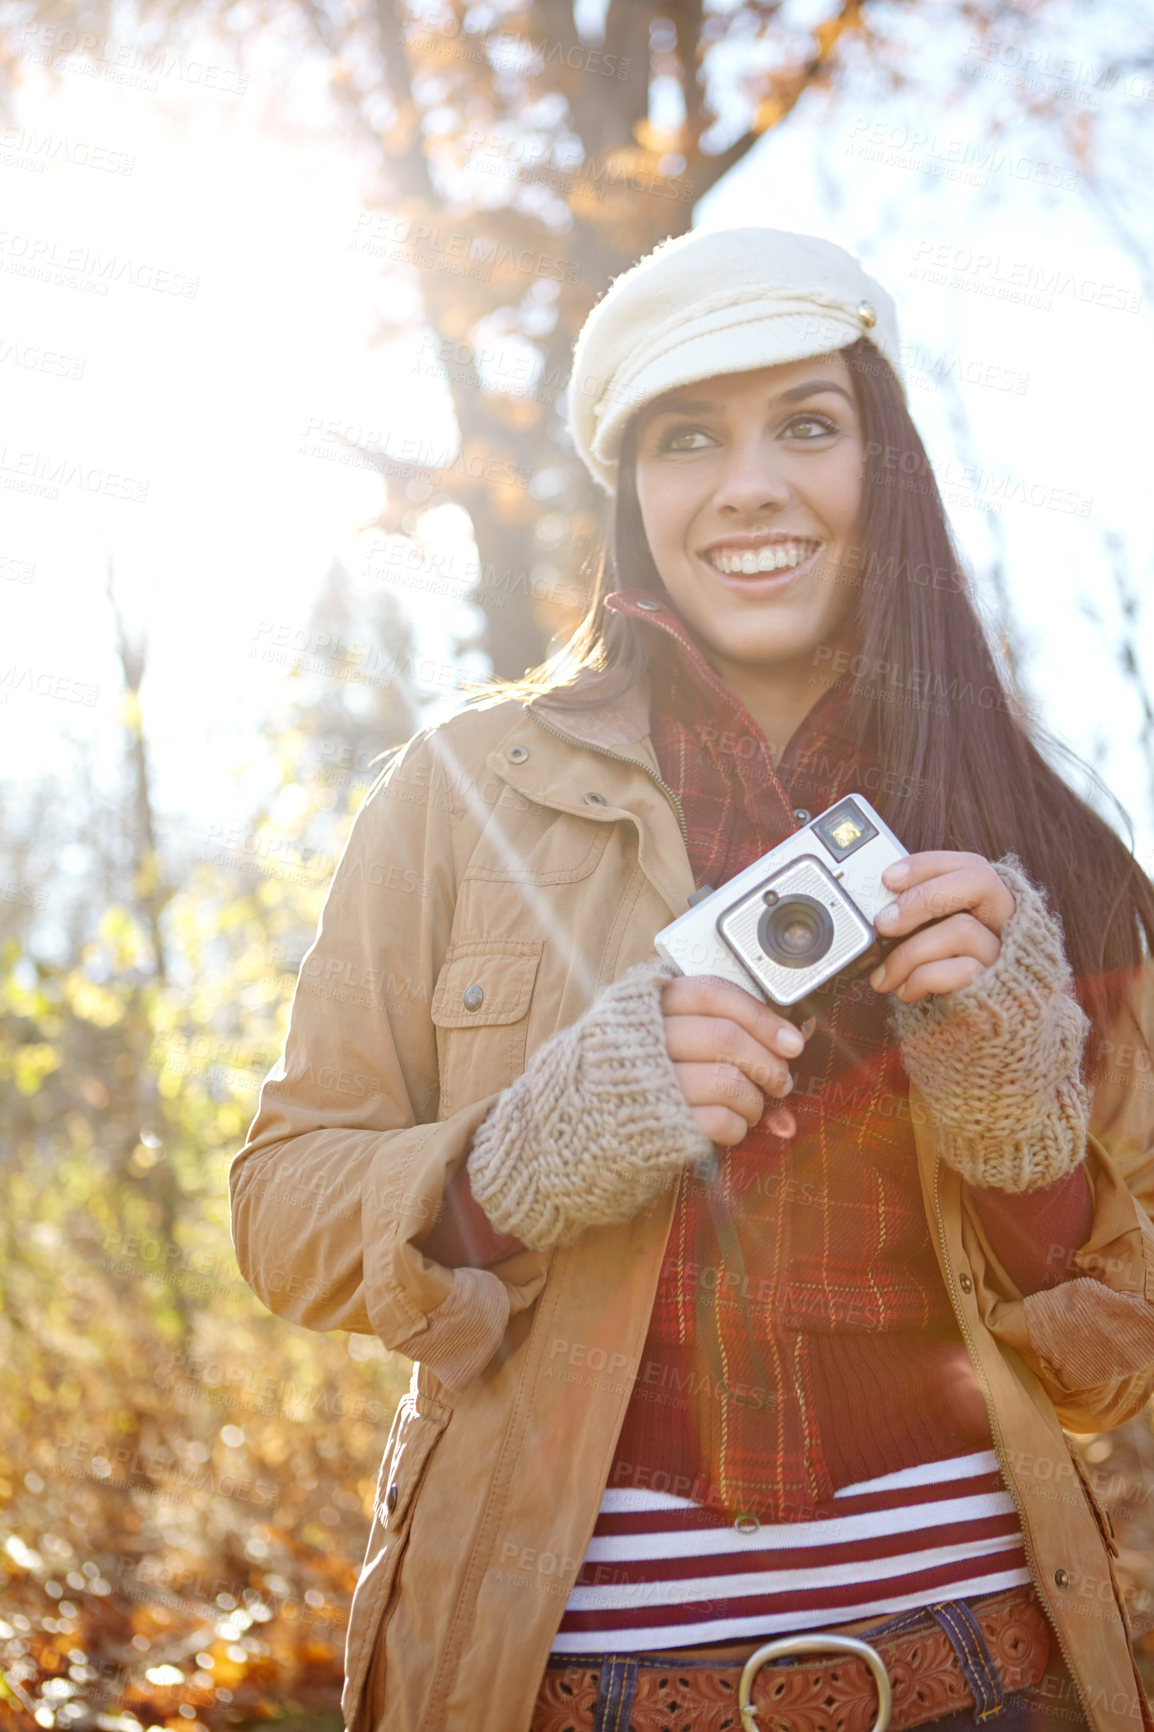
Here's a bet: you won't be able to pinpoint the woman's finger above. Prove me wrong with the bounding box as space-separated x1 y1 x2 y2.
889 955 989 1004
670 1060 770 1131
688 1099 761 1149
660 972 809 1060
760 1104 798 1141
870 911 998 995
875 857 1015 940
663 1011 796 1098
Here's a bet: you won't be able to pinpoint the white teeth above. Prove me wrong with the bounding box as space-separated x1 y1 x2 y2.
709 543 817 575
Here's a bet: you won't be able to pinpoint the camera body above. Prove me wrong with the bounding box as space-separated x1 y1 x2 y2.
654 794 908 1023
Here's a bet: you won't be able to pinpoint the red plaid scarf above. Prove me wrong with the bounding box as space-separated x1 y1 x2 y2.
603 590 991 1524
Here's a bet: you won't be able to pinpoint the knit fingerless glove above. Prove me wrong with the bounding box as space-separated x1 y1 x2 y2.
465 954 716 1250
889 856 1091 1193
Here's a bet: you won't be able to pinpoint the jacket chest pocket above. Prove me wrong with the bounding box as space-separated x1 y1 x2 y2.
430 938 543 1119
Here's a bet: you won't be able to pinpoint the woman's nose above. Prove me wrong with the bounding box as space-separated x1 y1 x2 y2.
711 441 791 514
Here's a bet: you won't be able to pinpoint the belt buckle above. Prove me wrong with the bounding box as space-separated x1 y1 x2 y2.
738 1633 893 1732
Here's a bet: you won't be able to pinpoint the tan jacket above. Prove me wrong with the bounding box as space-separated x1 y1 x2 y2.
230 669 1154 1732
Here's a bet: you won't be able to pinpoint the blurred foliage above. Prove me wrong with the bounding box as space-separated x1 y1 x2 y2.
0 570 420 1727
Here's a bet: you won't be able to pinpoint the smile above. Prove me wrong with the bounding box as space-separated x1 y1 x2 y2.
701 537 823 576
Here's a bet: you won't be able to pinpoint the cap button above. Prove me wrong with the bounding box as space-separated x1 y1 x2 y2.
857 299 877 328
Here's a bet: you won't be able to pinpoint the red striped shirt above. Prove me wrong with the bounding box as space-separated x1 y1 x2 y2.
551 1448 1030 1652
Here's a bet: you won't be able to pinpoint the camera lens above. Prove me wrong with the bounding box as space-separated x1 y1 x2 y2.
757 893 835 969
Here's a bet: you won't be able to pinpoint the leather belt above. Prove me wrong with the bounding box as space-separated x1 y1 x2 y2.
531 1585 1053 1732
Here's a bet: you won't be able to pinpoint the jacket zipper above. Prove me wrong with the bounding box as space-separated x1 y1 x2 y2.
932 1157 1091 1720
525 708 691 850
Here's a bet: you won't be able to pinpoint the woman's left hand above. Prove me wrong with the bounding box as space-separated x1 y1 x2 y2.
868 851 1017 1005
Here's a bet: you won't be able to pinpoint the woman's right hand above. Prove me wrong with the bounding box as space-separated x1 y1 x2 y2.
660 973 815 1146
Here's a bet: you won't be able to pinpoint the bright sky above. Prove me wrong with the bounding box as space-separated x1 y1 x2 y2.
3 4 1153 896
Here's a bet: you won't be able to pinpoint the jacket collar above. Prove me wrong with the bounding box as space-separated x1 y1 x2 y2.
521 592 657 750
524 587 859 773
523 588 720 751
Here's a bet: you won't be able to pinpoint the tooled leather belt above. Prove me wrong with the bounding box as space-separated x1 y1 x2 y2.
531 1585 1053 1732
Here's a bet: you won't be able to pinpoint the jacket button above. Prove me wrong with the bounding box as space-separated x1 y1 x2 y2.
584 791 607 806
507 744 529 763
386 1483 399 1515
463 984 484 1011
635 598 661 611
734 1513 759 1535
793 809 811 825
959 1272 974 1294
1054 1568 1070 1589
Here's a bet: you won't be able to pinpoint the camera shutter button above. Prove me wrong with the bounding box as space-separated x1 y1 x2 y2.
792 808 811 825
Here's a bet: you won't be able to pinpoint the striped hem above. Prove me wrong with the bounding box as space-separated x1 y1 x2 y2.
551 1448 1031 1654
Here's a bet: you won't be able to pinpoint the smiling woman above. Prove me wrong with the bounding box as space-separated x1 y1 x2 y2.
230 227 1154 1732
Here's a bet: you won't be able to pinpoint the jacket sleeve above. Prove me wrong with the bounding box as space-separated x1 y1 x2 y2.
968 959 1154 1431
228 722 546 1395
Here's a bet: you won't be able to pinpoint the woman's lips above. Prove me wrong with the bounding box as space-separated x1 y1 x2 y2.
703 538 822 575
697 541 823 595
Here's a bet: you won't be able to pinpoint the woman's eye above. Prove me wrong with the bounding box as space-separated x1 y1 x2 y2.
657 425 715 453
784 413 837 438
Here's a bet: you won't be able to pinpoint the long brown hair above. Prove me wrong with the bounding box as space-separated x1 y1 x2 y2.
464 338 1154 1079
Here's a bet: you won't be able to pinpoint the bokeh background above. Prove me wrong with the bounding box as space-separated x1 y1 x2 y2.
3 0 1154 1724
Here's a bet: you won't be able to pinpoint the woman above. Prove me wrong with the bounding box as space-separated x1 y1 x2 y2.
230 227 1154 1732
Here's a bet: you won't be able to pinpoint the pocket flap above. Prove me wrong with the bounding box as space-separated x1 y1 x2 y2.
430 941 542 1029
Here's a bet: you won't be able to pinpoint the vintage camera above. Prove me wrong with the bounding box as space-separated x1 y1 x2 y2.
654 794 909 1024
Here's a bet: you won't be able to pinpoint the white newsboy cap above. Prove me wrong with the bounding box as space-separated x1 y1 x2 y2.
566 225 905 494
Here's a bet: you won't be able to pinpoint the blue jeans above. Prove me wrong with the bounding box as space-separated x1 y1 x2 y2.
926 1680 1089 1732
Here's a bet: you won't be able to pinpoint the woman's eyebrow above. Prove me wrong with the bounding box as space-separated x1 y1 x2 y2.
776 378 856 407
645 378 855 417
646 395 718 416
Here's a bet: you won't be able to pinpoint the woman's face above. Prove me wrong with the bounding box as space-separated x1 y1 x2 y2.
632 353 865 689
